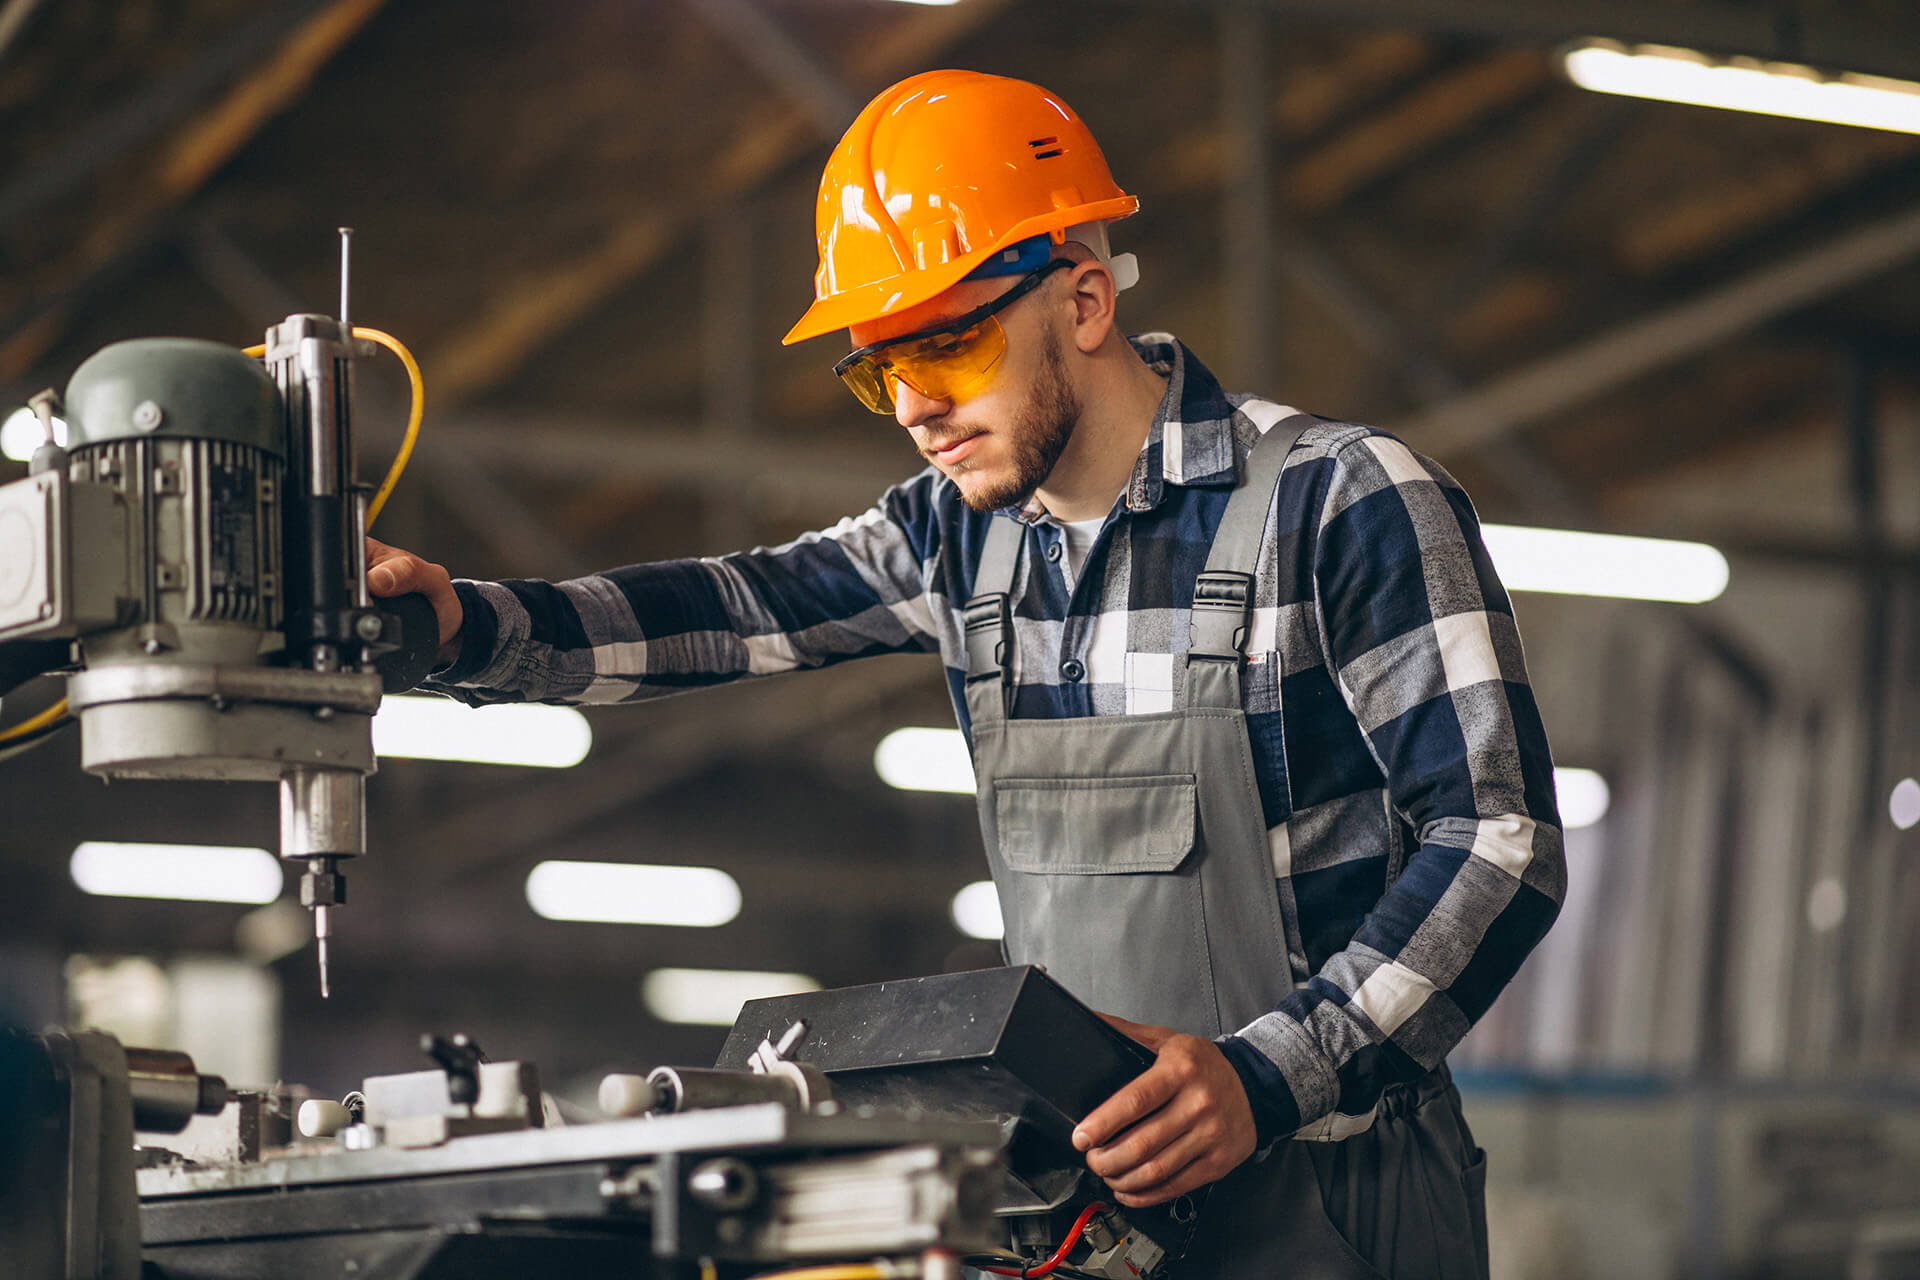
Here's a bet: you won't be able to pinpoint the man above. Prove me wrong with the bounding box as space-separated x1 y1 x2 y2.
369 70 1563 1278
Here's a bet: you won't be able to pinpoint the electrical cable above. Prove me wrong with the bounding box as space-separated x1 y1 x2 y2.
0 695 67 745
351 327 422 528
744 1265 898 1280
0 710 73 762
242 325 422 530
977 1202 1109 1278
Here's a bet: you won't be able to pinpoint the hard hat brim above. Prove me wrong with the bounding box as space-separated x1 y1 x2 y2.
781 195 1139 346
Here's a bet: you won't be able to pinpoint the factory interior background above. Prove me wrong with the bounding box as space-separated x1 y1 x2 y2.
4 0 1920 1275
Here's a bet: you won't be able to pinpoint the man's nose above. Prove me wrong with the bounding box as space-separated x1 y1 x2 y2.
893 379 952 430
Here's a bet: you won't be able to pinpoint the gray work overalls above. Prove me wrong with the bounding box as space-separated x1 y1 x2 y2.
961 417 1488 1279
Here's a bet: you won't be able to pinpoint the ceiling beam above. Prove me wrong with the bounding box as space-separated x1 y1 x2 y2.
1261 216 1779 706
1218 5 1275 387
0 0 47 64
1094 0 1920 82
686 0 860 135
0 0 337 237
420 0 1018 411
1287 48 1552 214
0 0 390 382
1614 133 1920 276
1398 200 1920 459
1424 95 1632 319
1273 32 1435 139
446 414 913 512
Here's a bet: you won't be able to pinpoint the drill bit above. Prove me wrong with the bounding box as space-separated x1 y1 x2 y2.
315 903 332 999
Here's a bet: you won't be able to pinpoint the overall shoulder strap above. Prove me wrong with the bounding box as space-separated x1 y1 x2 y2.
1187 412 1319 686
961 515 1024 726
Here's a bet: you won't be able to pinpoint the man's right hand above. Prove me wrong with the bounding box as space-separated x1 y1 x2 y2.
366 537 464 667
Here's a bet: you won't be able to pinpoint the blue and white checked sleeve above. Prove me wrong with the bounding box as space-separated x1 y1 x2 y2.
425 477 945 706
1218 433 1566 1142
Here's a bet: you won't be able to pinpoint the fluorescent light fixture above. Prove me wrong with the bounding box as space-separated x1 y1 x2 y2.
1481 524 1728 603
525 861 742 927
373 695 591 767
950 880 1004 940
1563 40 1920 135
1807 876 1847 933
1 406 65 462
875 726 975 794
641 967 821 1026
1891 778 1920 831
71 842 283 904
1554 767 1611 829
884 0 961 6
235 899 313 964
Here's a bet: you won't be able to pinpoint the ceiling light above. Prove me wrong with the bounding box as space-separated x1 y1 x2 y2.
1555 768 1611 829
70 842 283 904
641 967 821 1027
875 726 975 794
373 695 591 767
1807 876 1847 933
235 899 313 964
1891 778 1920 831
1 406 65 462
950 880 1003 939
1481 524 1729 603
525 861 742 927
1563 40 1920 135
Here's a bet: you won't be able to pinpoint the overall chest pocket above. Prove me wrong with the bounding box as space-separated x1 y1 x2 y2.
991 773 1217 1033
995 774 1197 872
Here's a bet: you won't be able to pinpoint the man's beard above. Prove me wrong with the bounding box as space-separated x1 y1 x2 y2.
941 326 1080 513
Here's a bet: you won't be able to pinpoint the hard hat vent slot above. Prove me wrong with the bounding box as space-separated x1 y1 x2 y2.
1029 136 1065 159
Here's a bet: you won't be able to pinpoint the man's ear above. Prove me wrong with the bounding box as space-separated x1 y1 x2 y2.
1063 258 1118 354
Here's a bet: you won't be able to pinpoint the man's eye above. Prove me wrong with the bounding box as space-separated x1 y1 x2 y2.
918 329 977 359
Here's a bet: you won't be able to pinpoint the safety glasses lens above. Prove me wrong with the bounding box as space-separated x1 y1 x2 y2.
838 318 1008 414
836 358 895 414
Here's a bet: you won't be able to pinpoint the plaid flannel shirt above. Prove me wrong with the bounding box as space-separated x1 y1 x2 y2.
430 335 1565 1144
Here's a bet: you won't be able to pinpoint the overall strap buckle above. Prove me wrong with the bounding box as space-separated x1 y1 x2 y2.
962 592 1013 686
1188 571 1254 662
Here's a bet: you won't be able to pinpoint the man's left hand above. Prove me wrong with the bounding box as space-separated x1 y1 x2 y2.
1072 1013 1258 1207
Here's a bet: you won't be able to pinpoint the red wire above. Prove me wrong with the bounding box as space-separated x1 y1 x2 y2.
980 1201 1110 1278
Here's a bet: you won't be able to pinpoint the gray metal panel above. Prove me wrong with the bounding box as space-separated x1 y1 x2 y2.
0 471 127 639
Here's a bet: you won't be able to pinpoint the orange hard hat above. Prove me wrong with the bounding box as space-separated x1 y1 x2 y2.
782 69 1139 346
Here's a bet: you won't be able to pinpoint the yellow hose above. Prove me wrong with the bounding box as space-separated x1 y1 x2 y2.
0 696 67 744
746 1268 894 1280
241 325 424 530
353 326 422 528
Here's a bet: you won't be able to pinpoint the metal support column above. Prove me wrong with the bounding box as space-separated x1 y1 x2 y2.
703 205 758 554
1219 4 1274 389
1844 350 1897 1066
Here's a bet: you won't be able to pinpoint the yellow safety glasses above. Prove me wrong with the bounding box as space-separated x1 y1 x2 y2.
834 258 1070 414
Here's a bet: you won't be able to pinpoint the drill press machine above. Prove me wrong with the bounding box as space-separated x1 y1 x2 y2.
0 234 437 995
